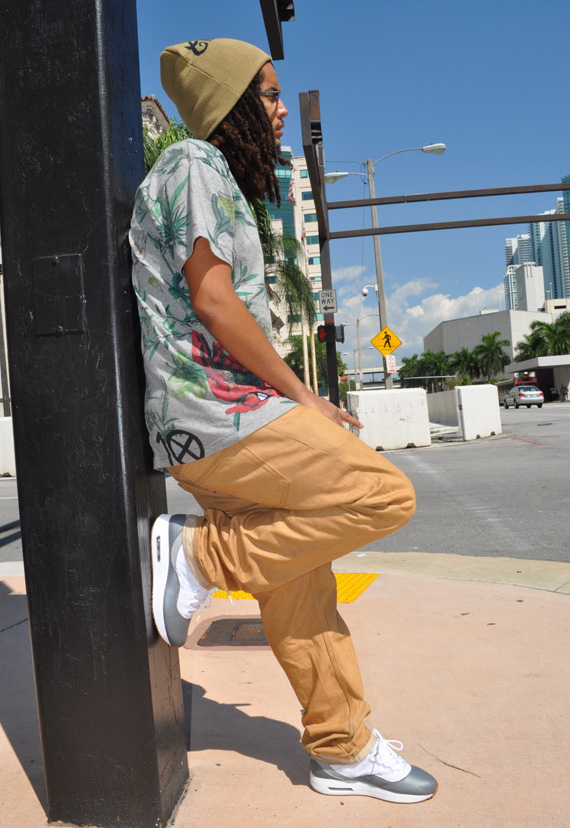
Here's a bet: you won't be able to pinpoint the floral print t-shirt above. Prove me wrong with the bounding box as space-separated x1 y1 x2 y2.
129 139 297 469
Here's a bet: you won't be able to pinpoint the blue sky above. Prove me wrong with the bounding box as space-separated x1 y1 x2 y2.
136 0 570 363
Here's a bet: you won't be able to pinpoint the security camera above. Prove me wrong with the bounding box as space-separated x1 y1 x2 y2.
361 287 368 297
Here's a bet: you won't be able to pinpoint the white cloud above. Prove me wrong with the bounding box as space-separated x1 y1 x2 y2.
331 264 367 284
336 278 504 366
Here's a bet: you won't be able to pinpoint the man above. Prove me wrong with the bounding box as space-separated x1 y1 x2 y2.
130 37 437 804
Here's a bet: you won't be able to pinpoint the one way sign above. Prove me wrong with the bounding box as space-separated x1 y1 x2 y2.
318 289 337 314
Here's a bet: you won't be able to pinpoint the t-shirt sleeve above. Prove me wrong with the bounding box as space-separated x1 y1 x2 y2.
164 144 236 277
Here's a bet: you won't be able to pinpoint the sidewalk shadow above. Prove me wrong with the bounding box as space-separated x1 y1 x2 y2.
0 580 47 811
182 681 307 787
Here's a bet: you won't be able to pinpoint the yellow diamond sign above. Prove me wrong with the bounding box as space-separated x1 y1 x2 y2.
371 326 402 356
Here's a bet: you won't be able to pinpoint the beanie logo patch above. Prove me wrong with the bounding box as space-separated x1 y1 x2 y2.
185 40 210 56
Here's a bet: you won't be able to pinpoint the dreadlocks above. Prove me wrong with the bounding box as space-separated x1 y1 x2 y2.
208 70 282 207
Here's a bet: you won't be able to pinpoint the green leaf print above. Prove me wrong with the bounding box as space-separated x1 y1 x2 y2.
211 192 235 242
160 178 190 258
167 272 188 303
168 354 209 399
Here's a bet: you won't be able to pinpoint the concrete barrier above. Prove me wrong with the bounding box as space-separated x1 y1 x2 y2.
456 384 502 441
347 389 431 451
426 389 456 427
0 417 16 476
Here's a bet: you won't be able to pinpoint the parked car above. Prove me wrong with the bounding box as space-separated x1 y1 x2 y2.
503 385 544 408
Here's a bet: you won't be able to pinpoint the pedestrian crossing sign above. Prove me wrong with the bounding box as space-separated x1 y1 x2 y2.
371 326 402 356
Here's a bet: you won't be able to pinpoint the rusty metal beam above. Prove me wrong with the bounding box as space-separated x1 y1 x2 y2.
329 212 570 239
327 181 570 211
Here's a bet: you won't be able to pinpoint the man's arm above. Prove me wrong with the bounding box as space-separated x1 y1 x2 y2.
184 238 362 429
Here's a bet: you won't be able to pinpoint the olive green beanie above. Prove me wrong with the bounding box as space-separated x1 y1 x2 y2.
160 38 271 140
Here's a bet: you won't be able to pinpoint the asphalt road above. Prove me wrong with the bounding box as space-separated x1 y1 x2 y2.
1 402 568 568
369 403 570 562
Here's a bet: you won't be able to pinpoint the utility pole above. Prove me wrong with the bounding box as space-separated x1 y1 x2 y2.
366 160 393 389
0 3 188 826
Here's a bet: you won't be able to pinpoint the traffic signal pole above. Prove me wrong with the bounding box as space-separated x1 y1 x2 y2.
0 2 188 826
299 90 340 405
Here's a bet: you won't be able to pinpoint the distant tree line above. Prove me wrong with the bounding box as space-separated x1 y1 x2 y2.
400 313 570 388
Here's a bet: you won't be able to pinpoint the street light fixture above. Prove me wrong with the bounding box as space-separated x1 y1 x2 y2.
326 143 446 389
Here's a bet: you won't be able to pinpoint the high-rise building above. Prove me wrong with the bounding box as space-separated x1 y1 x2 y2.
528 189 570 300
562 174 570 297
504 234 534 309
505 233 533 266
514 263 545 312
504 265 519 310
263 147 324 357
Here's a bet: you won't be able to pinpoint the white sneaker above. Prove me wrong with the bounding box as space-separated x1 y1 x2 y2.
309 728 438 803
151 514 211 647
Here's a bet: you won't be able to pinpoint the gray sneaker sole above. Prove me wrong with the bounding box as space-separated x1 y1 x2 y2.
151 514 190 647
309 760 438 803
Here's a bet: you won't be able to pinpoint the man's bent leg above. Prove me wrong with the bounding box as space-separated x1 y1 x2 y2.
170 406 415 594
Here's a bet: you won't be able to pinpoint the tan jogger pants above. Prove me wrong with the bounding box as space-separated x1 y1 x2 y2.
168 406 415 764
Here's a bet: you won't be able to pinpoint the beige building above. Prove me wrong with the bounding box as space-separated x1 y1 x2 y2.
423 309 557 361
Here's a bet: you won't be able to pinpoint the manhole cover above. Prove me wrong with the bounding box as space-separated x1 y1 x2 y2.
198 618 269 647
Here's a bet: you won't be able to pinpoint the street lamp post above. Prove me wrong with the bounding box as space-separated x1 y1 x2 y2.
326 143 446 389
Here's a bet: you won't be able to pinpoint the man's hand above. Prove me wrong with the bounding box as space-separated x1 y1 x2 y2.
297 388 363 429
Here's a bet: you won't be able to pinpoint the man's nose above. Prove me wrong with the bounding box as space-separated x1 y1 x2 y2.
278 99 288 119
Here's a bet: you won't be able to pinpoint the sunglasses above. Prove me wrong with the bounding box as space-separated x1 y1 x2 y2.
258 90 281 101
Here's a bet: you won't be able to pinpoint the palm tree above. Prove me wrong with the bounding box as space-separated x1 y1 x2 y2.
451 347 480 379
420 351 453 378
514 312 570 358
473 332 510 381
284 336 345 394
399 355 423 387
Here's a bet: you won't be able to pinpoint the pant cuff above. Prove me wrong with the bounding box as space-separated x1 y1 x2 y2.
310 730 377 766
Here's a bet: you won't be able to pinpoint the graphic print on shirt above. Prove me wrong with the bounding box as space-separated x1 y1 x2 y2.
191 332 281 430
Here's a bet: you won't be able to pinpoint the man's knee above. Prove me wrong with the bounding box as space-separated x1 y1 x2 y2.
366 464 416 535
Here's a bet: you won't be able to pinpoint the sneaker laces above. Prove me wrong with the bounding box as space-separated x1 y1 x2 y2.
367 728 410 780
195 587 216 621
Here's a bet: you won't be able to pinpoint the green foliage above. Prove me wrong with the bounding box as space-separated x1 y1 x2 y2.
284 335 345 392
450 346 480 380
514 312 570 360
473 332 511 382
143 120 194 174
339 379 356 404
400 332 512 389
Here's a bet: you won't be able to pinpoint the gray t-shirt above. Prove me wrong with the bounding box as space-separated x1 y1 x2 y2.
129 139 296 469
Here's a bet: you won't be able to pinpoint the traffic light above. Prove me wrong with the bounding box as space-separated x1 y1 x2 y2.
317 324 336 343
335 324 345 344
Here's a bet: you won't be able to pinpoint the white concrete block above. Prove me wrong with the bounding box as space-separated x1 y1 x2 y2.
426 389 457 427
347 389 431 451
456 385 502 441
0 417 16 476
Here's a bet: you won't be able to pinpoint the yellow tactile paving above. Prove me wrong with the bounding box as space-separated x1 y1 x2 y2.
213 572 379 604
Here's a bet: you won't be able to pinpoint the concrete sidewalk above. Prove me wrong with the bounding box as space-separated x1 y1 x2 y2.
1 553 569 828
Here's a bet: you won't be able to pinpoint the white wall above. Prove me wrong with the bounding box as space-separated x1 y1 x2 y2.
0 417 16 476
347 389 431 451
426 389 457 427
456 385 502 441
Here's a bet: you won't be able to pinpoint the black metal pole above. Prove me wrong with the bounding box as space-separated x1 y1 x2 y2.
299 90 339 406
0 2 188 826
